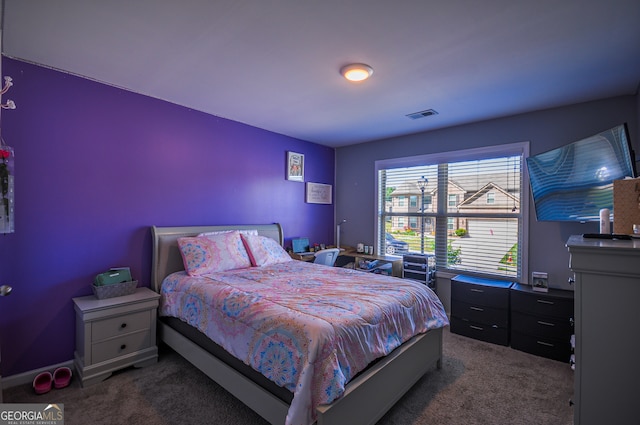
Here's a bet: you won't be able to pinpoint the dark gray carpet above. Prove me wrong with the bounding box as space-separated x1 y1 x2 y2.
3 328 574 424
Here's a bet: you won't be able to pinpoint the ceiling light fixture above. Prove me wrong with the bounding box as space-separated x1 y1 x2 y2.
340 63 373 82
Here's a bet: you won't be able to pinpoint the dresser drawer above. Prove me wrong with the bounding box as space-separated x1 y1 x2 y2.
92 310 151 342
451 300 509 328
451 276 512 309
511 287 573 319
511 331 572 362
450 317 509 346
92 330 151 364
511 311 573 340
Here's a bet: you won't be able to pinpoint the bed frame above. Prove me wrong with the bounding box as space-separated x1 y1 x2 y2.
151 223 443 425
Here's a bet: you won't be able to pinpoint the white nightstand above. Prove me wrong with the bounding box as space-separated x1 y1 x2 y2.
73 286 160 387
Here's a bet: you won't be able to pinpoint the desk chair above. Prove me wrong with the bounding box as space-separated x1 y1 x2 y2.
313 248 340 267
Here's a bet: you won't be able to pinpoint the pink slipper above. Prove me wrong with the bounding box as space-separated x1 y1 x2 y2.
33 371 52 394
53 367 72 389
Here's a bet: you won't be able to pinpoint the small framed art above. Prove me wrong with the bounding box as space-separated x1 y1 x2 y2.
306 182 332 204
286 151 304 182
531 271 549 292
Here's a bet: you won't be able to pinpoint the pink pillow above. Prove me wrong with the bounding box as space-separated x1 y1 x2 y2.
241 234 292 266
178 231 252 276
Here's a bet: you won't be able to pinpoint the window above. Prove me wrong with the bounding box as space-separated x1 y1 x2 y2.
409 195 418 208
423 194 432 209
376 142 529 280
398 196 405 207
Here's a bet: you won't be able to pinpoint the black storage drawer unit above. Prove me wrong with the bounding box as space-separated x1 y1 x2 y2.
450 275 514 346
510 283 574 362
402 253 435 290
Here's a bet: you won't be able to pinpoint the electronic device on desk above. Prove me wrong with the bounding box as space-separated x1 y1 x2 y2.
402 253 436 291
292 237 315 256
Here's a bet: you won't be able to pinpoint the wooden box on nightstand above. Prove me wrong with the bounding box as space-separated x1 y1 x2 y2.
73 286 160 387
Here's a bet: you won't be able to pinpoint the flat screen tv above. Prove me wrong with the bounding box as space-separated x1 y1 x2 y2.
526 123 636 222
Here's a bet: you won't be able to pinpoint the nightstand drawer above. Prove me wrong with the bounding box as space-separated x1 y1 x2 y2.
511 331 572 362
92 310 151 341
511 311 573 340
92 330 151 364
450 317 509 346
451 300 509 328
451 276 512 309
511 288 573 318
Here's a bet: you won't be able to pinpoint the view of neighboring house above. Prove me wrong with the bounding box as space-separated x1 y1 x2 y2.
387 173 520 235
382 162 522 277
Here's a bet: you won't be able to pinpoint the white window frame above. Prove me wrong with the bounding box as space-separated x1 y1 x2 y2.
375 142 529 282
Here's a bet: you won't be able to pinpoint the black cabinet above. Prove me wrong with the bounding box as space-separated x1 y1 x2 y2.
450 275 513 346
402 253 435 290
510 283 574 362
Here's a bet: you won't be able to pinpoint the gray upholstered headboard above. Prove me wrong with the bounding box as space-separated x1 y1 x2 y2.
150 223 284 293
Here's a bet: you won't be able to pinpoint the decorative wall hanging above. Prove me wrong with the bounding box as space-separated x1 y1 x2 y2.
306 182 332 204
0 75 17 234
0 143 14 234
286 151 304 182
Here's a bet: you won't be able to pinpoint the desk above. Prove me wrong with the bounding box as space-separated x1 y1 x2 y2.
289 252 316 261
290 249 403 277
339 249 403 277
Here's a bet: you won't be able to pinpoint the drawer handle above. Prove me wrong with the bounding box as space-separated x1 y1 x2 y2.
537 320 555 327
469 325 484 331
120 344 127 350
470 306 484 312
470 289 484 293
120 323 127 329
536 299 554 305
536 341 555 347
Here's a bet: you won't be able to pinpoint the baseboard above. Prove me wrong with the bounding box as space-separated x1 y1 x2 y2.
2 359 74 390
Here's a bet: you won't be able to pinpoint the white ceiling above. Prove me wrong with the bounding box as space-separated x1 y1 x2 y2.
2 0 640 147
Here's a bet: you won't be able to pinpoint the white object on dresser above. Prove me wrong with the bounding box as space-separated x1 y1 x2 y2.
73 287 160 387
566 235 640 425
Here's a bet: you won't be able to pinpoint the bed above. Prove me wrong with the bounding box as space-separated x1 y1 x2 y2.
151 223 448 425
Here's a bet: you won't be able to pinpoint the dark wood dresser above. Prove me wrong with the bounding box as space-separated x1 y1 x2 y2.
450 275 513 346
510 283 574 362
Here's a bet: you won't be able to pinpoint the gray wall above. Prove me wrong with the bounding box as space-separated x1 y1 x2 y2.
335 95 638 294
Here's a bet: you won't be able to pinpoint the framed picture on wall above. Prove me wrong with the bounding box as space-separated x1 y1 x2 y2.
286 151 304 182
306 182 332 204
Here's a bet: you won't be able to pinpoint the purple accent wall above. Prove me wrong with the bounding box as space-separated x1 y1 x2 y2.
0 57 335 376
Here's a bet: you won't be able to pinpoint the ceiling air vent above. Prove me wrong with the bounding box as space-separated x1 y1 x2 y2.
406 109 439 120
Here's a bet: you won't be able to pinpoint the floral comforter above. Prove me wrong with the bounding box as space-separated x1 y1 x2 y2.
160 260 448 425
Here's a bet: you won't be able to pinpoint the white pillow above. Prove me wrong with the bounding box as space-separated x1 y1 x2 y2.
240 234 293 266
